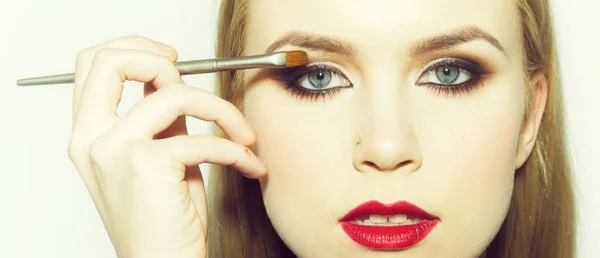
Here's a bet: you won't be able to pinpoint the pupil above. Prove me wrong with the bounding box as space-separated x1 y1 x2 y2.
316 71 325 80
435 66 459 84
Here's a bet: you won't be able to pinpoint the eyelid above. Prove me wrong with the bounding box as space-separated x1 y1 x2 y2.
417 58 461 75
415 57 483 81
305 61 355 85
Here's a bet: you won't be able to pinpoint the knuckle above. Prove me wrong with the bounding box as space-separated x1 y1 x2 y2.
89 48 123 74
92 48 117 64
222 99 238 112
75 46 97 67
88 137 158 178
118 35 154 46
88 137 115 167
75 35 156 68
67 136 86 164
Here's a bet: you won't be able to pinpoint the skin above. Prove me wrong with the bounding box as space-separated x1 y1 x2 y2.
68 38 266 257
242 0 548 257
68 0 547 257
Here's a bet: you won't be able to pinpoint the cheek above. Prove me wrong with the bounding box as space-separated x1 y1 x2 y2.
413 78 525 252
245 83 353 199
244 83 356 253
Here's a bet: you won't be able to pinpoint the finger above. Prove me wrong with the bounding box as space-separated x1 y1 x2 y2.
145 82 188 139
75 48 183 139
114 84 256 146
152 134 267 178
73 35 177 123
154 115 189 139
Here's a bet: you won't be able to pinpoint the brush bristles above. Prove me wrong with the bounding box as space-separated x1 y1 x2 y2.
285 50 308 67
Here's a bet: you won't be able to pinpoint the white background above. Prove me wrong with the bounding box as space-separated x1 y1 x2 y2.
0 0 598 257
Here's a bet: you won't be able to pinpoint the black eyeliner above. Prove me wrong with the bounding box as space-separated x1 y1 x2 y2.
271 57 488 100
416 57 487 97
426 58 484 75
272 63 353 101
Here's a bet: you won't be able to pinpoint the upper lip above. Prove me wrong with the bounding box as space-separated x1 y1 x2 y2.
340 200 439 222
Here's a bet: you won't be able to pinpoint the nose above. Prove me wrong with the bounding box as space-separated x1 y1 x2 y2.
353 128 422 173
352 87 422 174
353 138 420 173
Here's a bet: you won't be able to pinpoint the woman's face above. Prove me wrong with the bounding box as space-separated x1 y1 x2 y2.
242 0 540 257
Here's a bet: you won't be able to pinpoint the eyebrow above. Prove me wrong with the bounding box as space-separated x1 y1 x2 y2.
264 31 357 56
411 26 508 57
264 26 508 57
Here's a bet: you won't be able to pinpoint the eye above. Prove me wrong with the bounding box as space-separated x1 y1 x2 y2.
416 57 485 96
297 64 351 90
273 62 353 101
420 66 472 85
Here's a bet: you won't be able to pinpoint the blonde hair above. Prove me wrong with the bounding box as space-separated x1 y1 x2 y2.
206 0 576 257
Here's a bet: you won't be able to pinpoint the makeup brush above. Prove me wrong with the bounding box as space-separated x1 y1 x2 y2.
16 50 308 86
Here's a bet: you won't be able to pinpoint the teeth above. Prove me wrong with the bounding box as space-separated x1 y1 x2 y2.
369 215 388 223
353 214 422 226
389 214 408 223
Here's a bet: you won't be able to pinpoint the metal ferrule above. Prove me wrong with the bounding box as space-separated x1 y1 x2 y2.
215 52 286 70
174 52 286 75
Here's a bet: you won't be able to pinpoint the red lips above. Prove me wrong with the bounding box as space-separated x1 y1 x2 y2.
339 200 440 250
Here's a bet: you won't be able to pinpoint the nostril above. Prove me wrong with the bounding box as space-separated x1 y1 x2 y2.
362 160 415 172
396 160 413 171
364 161 378 169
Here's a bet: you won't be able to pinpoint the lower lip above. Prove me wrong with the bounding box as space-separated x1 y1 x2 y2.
340 220 439 250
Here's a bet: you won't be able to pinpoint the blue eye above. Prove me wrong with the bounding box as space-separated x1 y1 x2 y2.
435 67 461 84
416 57 485 96
297 65 350 90
273 62 353 101
419 60 475 86
306 70 333 89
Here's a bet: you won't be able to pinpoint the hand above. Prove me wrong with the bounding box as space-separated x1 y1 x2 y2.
67 35 267 258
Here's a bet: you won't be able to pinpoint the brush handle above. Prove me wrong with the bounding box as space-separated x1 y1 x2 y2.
16 52 287 86
17 73 75 86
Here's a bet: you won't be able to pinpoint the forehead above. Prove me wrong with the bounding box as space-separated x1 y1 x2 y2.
244 0 521 55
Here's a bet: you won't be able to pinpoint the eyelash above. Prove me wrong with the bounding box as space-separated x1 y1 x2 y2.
416 58 485 97
274 57 486 101
274 64 350 101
